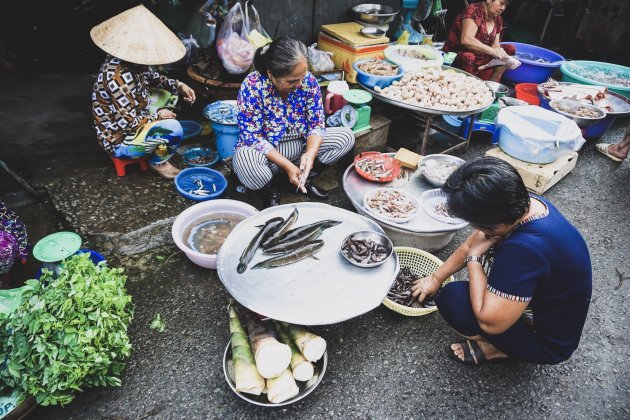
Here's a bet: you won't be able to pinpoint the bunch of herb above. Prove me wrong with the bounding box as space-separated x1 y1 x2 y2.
0 253 134 406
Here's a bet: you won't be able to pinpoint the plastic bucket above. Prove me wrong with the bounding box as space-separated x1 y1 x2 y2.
211 122 239 160
501 42 565 85
515 83 540 105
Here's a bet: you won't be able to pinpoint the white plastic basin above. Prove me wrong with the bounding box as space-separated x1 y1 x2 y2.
172 199 258 269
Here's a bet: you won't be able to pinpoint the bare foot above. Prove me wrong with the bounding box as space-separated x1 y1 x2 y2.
607 144 629 160
451 340 508 361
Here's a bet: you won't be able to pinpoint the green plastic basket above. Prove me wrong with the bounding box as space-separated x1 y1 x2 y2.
382 246 453 316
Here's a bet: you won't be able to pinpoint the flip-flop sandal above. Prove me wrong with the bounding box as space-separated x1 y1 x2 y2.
448 339 488 366
595 143 624 163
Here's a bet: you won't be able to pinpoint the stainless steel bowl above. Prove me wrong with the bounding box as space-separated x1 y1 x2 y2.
418 154 465 188
549 99 606 127
360 26 386 38
484 81 509 98
340 230 394 268
352 4 399 26
223 341 328 407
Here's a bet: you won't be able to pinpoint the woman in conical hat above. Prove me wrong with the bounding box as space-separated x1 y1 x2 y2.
91 4 197 179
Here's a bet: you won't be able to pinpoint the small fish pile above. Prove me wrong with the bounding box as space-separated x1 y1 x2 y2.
188 179 217 196
365 189 417 221
553 102 601 118
237 208 342 273
203 100 238 125
341 235 389 265
433 201 451 217
187 154 216 165
515 52 552 64
355 156 393 179
387 267 436 308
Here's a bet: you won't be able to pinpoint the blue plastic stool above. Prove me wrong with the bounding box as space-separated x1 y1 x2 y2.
459 117 498 144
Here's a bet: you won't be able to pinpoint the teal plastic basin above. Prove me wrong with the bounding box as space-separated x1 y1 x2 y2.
560 61 630 98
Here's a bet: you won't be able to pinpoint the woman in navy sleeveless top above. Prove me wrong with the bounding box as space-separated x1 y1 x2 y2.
412 157 592 365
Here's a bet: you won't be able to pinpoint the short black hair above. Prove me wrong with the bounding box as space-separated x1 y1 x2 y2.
442 156 529 229
253 36 307 78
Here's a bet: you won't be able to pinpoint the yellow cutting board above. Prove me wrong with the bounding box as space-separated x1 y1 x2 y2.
320 22 389 47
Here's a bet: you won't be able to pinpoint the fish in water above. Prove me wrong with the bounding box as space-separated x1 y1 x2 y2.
237 216 284 274
266 220 341 247
252 240 324 270
261 208 299 247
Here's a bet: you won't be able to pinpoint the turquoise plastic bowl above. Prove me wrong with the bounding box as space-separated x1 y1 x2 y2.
353 59 404 89
560 61 630 98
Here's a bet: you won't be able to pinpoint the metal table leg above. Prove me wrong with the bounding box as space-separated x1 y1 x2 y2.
418 114 433 156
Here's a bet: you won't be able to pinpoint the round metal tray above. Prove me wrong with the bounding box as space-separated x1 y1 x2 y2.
216 203 399 325
223 341 327 407
342 155 468 234
358 66 494 117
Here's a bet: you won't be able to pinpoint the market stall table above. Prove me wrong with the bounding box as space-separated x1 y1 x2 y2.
358 66 494 156
216 203 399 325
342 155 469 251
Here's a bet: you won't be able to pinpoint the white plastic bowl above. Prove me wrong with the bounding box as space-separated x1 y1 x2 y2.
172 199 258 269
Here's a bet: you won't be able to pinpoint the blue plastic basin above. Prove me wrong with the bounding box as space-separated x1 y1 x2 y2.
501 42 565 85
183 147 219 168
353 59 404 89
180 120 202 140
174 167 228 201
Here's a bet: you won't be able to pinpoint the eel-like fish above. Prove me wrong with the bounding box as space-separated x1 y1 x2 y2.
237 217 283 274
252 240 324 270
261 208 299 247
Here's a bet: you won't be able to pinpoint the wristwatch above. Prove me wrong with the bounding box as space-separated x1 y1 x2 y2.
465 255 483 264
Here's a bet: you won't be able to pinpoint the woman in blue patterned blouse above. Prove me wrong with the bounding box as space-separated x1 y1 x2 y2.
412 157 592 365
233 37 355 208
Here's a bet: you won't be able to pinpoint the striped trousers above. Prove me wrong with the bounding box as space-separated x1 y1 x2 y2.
233 127 355 191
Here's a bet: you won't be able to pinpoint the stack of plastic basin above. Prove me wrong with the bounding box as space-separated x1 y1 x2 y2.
560 61 630 99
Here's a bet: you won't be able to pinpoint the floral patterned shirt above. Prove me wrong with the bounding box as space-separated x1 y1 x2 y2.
0 200 28 262
236 71 325 155
92 55 179 153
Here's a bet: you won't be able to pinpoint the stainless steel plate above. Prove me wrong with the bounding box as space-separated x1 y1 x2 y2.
223 341 327 407
216 203 399 325
358 66 493 117
342 156 468 234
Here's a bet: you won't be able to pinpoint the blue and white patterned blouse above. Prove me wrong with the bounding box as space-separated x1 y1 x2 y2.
236 71 326 155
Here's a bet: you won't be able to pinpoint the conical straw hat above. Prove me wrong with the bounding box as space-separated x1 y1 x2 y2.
90 4 185 65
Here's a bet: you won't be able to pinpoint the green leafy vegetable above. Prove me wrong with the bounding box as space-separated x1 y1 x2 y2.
150 313 166 332
0 253 134 406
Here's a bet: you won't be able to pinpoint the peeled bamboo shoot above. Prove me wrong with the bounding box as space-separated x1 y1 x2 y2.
229 304 265 395
266 368 299 404
245 312 291 379
282 323 327 363
273 320 315 382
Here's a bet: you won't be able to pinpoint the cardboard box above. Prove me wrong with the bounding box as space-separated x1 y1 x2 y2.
317 32 388 84
485 148 578 194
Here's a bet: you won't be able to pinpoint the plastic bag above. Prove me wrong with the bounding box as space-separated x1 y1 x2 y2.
216 2 255 74
307 43 334 73
384 45 443 72
244 1 272 48
496 106 586 164
170 33 199 68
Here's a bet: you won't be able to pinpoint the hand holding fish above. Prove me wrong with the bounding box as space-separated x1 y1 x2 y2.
286 163 307 194
177 81 196 103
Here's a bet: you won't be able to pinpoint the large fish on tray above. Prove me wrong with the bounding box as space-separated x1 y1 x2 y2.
237 217 283 274
265 220 341 247
261 208 299 248
252 240 324 270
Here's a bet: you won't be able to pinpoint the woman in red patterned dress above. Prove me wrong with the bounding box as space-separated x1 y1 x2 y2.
443 0 515 82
